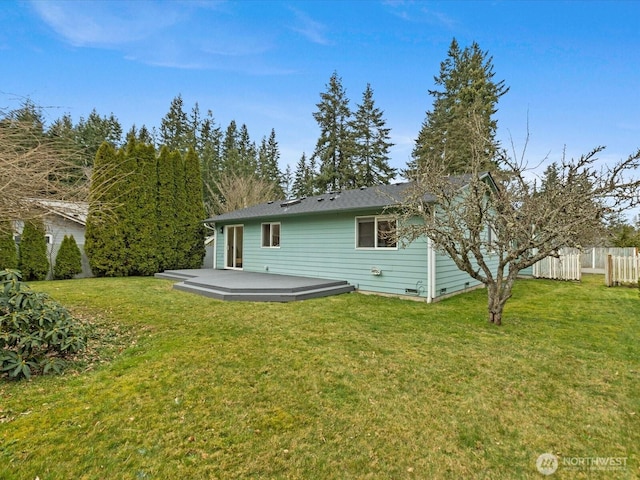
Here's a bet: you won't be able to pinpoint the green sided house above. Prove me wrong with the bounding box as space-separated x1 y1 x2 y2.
188 180 496 302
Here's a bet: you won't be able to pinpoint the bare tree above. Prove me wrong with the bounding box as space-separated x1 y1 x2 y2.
0 105 87 225
207 172 283 215
396 116 640 325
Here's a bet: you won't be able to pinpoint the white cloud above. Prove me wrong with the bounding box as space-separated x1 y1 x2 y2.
383 1 457 29
29 0 292 74
288 7 332 46
30 1 182 47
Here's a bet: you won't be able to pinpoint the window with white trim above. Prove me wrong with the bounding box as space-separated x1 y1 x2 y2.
261 222 281 247
356 216 397 249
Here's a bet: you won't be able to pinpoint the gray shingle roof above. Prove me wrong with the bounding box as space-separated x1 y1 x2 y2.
204 172 496 223
205 182 431 223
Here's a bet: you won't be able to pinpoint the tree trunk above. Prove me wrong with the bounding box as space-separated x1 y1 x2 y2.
487 284 505 326
489 307 502 325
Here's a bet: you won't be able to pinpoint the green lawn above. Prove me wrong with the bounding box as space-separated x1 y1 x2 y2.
1 275 638 479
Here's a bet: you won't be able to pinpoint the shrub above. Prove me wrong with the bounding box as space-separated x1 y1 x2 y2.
54 235 83 280
0 221 18 270
0 269 86 380
19 218 49 281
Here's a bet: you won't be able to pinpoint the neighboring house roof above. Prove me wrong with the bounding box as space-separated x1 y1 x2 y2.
31 199 89 226
205 182 426 223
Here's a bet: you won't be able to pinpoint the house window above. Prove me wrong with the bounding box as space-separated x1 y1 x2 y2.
262 222 281 248
356 216 397 249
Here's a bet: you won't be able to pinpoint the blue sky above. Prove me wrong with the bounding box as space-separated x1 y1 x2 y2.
2 0 639 181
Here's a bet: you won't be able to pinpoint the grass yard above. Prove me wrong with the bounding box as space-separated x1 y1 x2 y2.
1 274 638 479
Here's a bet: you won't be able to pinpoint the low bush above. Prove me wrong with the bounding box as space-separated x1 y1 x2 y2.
0 269 86 380
54 235 83 280
18 219 49 281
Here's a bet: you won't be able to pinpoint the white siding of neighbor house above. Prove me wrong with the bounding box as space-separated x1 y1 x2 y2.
44 215 92 279
15 216 92 279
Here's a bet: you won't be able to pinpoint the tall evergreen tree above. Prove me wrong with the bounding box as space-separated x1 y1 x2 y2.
0 221 18 270
237 123 257 176
407 39 509 177
292 152 315 198
172 150 189 267
156 146 179 270
281 164 293 199
85 143 129 277
122 139 159 276
74 109 123 167
160 94 191 153
199 111 223 215
181 148 207 268
19 218 49 281
137 125 154 144
351 83 396 186
222 120 241 174
257 129 284 198
312 72 356 192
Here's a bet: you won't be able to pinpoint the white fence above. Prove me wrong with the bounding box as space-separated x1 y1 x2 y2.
605 255 640 286
533 249 582 281
582 247 638 270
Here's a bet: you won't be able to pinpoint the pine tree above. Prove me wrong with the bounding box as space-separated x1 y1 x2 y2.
75 109 123 167
160 94 191 153
257 129 284 198
197 111 223 215
312 72 356 192
19 218 49 281
281 164 293 199
53 235 83 280
292 152 315 198
351 83 396 186
222 120 241 174
238 123 257 176
407 39 509 177
0 221 18 270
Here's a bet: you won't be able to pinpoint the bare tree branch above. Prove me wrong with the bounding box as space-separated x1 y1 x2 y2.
395 112 640 325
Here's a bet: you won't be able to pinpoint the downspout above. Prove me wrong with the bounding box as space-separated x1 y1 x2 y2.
427 237 436 303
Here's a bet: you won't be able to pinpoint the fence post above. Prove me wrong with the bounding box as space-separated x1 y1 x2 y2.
605 254 612 287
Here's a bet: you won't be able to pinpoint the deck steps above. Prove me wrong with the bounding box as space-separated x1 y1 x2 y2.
155 269 354 302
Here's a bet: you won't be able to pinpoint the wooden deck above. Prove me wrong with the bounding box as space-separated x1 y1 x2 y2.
155 269 355 302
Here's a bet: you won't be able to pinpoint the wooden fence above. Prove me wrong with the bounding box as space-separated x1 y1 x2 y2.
533 249 582 281
605 255 640 286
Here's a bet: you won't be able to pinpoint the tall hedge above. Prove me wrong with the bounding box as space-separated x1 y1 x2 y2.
182 147 206 268
172 149 189 268
120 139 159 276
54 235 82 280
85 142 129 277
86 140 206 276
0 221 18 270
156 146 178 271
19 218 49 281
